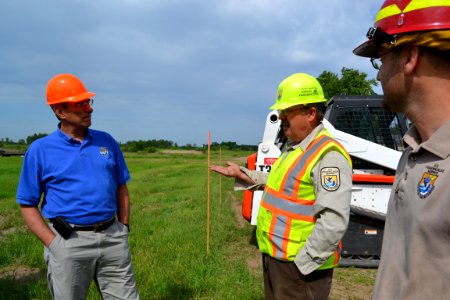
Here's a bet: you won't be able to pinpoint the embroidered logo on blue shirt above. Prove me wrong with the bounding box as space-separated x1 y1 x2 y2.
99 147 109 158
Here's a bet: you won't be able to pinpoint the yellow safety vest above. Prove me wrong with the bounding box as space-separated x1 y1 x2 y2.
256 130 352 269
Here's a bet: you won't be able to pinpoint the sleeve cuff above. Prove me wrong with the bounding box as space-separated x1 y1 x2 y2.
294 247 327 275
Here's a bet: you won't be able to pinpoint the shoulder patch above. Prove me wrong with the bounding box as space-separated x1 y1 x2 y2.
417 172 438 198
321 167 340 192
417 164 443 199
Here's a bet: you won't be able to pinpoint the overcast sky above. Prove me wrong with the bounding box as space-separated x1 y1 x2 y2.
0 0 382 146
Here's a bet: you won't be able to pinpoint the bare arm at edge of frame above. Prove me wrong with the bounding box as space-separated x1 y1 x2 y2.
117 184 130 226
20 204 56 247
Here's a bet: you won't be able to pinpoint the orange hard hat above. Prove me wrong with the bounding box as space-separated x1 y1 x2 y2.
354 0 450 57
46 73 96 106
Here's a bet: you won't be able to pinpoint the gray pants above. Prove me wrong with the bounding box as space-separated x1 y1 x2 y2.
44 220 139 300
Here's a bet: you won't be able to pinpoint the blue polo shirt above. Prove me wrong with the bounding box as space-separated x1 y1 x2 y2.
16 128 130 225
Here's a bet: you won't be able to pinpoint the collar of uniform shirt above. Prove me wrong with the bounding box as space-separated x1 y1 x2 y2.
404 120 450 159
287 123 325 152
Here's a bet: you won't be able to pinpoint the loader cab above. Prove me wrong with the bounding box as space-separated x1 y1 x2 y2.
325 95 409 175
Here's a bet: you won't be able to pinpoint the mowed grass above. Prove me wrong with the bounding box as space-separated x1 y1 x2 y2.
0 151 376 300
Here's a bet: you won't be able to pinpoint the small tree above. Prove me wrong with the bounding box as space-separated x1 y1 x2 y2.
26 133 48 144
317 67 378 99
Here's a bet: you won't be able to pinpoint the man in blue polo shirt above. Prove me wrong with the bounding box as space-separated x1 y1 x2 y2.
16 73 139 300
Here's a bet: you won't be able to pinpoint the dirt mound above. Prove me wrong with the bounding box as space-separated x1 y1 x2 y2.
0 266 42 283
160 150 203 155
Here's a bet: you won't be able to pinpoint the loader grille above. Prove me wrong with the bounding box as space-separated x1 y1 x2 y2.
326 98 409 174
332 106 405 152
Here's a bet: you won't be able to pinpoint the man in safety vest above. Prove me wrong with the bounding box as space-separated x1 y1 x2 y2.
211 73 352 299
354 1 450 299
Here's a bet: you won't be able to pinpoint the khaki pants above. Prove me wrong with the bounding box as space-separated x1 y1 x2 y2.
263 253 333 300
44 220 139 300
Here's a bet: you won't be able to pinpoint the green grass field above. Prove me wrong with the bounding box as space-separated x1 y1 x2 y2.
0 150 376 299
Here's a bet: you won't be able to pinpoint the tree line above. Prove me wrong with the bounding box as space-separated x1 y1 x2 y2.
1 137 257 153
0 133 48 146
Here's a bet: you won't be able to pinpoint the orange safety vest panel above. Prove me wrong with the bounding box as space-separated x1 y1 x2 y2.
256 130 351 269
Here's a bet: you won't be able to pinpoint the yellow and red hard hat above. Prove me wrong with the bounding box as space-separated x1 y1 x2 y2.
354 0 450 57
46 73 95 106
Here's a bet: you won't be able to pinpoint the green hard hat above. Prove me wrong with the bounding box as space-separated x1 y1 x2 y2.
270 73 326 110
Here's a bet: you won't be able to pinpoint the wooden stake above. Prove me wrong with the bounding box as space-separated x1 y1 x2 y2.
207 131 211 256
219 147 222 206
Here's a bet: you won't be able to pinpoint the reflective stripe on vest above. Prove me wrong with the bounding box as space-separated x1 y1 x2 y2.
257 131 351 266
262 188 315 220
283 135 338 197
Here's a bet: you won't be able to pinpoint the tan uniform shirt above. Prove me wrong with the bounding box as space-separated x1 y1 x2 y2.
236 124 352 274
373 121 450 300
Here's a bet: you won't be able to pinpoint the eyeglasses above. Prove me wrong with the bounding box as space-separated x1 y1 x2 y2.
370 57 382 70
370 48 397 70
367 26 399 70
278 106 307 115
71 99 94 109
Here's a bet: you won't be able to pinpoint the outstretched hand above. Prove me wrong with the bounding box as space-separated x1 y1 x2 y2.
210 161 242 179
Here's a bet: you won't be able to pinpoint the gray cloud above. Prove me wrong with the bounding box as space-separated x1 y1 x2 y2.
0 0 383 145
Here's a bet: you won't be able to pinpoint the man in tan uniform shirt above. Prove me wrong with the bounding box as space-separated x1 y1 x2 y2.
353 1 450 299
211 73 352 299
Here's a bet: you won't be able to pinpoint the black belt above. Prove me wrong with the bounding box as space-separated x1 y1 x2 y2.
72 217 115 232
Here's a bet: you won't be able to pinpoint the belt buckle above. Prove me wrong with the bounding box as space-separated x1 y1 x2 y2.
93 222 104 232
